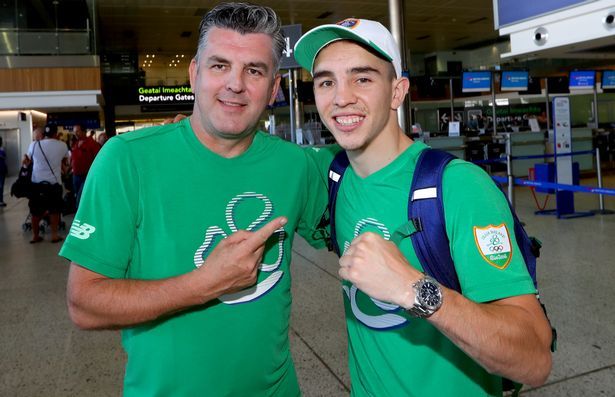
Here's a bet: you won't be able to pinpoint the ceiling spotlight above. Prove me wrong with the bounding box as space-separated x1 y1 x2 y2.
146 54 150 58
152 54 155 58
181 54 185 58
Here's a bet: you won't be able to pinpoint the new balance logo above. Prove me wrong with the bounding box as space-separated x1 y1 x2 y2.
70 220 96 240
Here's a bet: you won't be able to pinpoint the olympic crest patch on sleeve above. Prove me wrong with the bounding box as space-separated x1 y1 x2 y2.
473 224 512 269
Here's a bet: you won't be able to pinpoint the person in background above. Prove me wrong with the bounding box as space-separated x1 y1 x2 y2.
70 123 100 207
0 137 7 207
61 3 328 396
26 124 69 243
295 18 553 396
33 127 44 141
96 132 108 146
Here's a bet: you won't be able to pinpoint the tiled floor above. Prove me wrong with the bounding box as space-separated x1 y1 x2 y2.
1 173 614 396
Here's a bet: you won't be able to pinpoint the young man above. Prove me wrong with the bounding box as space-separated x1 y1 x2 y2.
61 4 328 396
295 19 553 396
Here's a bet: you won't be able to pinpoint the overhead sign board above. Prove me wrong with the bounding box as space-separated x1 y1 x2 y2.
602 70 615 89
280 24 302 69
500 71 529 91
137 85 194 105
493 0 595 28
462 71 492 93
568 70 595 90
496 1 611 59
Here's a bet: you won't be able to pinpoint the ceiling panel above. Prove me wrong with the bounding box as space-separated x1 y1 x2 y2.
95 0 501 56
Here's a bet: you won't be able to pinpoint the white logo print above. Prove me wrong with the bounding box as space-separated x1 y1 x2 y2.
342 218 408 330
193 192 286 305
69 220 97 240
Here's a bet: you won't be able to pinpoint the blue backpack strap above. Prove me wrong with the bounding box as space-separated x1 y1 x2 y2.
509 202 539 291
328 150 350 256
408 149 462 292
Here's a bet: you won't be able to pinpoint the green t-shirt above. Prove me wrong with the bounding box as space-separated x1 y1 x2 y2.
334 141 535 397
60 118 328 397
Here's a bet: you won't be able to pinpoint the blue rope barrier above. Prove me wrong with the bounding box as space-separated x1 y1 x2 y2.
511 150 594 161
474 150 595 164
491 176 615 196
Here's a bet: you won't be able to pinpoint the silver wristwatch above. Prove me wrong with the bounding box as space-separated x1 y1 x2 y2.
406 275 443 318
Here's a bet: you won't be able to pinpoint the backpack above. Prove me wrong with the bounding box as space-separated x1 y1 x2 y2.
10 163 33 199
327 148 556 394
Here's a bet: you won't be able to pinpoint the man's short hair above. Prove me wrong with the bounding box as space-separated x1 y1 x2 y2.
194 2 285 73
43 124 58 137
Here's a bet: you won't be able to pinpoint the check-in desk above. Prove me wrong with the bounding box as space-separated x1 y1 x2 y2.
424 136 465 159
504 132 545 177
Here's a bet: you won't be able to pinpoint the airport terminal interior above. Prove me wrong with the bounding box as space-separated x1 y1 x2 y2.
1 0 615 396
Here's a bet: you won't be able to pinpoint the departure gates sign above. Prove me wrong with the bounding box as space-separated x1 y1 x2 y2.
137 86 194 104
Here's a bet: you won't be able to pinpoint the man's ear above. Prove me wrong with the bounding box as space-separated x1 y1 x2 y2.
189 58 198 93
268 73 282 106
391 77 410 110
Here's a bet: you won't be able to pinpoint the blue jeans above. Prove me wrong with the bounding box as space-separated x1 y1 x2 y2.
0 173 5 204
73 174 87 207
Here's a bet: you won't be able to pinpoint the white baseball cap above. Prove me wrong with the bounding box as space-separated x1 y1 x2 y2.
294 18 402 78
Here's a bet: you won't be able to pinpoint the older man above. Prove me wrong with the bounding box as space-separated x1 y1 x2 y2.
61 4 328 396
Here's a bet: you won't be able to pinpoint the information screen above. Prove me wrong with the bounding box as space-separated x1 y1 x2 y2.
462 71 492 93
601 70 615 89
568 71 595 90
501 71 529 91
494 0 594 28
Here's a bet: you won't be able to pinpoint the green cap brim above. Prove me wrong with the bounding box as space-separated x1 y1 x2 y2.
294 26 392 74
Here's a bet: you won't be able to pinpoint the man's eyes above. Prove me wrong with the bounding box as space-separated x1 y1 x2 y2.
316 80 334 88
247 68 264 76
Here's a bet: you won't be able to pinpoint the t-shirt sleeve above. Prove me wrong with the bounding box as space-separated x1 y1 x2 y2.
59 138 140 279
295 146 338 249
443 161 535 303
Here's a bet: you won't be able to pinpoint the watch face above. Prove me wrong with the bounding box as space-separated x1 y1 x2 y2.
419 281 441 308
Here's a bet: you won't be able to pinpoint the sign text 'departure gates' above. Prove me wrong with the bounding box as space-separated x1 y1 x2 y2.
137 86 194 104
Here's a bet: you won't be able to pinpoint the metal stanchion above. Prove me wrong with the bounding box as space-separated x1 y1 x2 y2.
505 133 515 208
288 69 295 143
592 147 614 215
